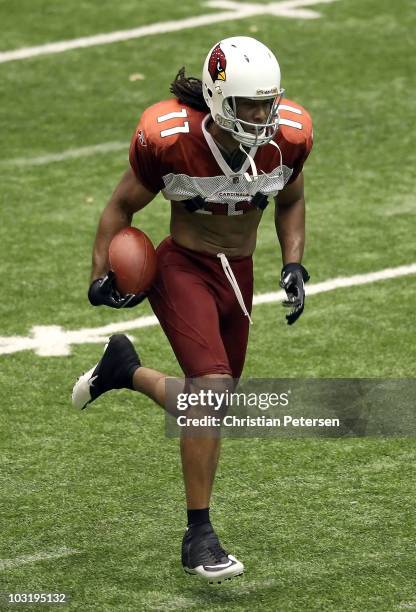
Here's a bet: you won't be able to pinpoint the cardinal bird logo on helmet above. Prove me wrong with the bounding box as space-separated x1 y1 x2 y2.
208 44 227 82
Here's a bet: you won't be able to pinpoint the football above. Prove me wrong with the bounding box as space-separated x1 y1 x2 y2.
108 227 157 295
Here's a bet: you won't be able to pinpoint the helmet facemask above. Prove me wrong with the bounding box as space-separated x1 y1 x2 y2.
214 90 284 147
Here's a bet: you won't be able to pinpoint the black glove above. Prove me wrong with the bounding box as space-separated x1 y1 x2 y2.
88 271 147 309
279 263 310 325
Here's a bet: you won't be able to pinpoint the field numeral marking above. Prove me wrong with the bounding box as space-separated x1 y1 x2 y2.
157 108 190 137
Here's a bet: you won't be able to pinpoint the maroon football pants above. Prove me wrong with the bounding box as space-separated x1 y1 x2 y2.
147 237 253 378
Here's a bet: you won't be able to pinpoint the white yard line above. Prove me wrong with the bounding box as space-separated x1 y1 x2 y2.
0 548 79 571
0 263 415 357
0 0 338 64
0 0 338 168
4 142 128 167
254 263 416 304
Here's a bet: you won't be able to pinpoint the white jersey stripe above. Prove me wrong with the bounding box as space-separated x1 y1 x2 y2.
279 118 303 130
279 104 302 115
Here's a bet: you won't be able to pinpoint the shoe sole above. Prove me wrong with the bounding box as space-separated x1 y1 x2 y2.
183 567 244 584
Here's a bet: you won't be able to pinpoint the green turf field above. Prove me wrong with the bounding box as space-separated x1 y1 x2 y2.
1 0 415 610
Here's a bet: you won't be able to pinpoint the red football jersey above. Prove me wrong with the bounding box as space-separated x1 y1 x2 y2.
129 98 313 216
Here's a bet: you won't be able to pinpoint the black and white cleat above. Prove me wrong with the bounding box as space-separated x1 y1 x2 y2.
182 523 244 584
71 334 140 410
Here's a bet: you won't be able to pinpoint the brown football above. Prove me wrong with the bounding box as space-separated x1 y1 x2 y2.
109 227 157 295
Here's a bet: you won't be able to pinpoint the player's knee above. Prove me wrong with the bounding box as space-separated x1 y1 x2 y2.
186 373 235 423
190 373 235 395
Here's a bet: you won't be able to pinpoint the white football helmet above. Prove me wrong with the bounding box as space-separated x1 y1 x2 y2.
202 36 284 147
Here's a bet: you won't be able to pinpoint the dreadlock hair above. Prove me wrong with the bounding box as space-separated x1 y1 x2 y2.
170 67 209 112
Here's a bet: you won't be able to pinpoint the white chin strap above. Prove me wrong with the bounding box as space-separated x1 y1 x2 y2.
240 144 258 183
240 139 283 183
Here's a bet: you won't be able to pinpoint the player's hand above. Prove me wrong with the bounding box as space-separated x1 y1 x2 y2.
279 263 310 325
88 271 147 309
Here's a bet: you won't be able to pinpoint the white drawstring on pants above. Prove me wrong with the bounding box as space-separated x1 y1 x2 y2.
217 252 253 325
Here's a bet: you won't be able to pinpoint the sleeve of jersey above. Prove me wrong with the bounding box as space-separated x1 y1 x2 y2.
289 118 314 184
129 122 164 194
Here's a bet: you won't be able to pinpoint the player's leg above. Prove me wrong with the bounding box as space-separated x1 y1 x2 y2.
180 373 244 582
180 373 234 509
71 334 228 415
146 240 244 581
178 254 253 581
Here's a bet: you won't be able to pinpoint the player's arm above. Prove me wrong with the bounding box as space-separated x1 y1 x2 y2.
91 167 156 281
274 172 310 325
88 167 156 308
274 171 305 265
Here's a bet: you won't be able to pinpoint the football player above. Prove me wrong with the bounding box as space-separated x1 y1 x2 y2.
72 36 312 582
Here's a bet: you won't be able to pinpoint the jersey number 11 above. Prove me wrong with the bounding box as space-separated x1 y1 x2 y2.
157 109 190 138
